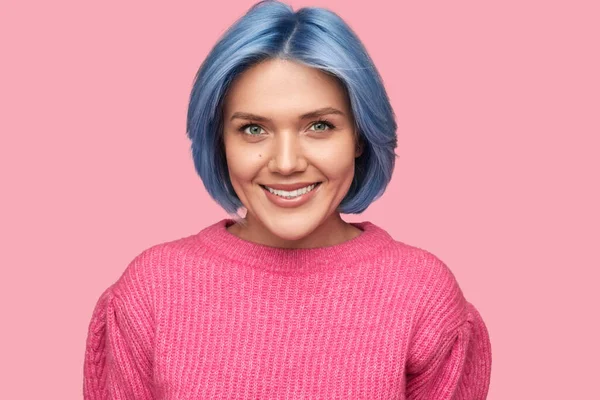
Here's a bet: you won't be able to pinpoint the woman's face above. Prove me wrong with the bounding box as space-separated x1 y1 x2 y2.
222 58 362 245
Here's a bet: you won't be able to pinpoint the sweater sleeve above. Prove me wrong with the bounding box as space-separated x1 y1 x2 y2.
406 259 492 399
83 263 156 399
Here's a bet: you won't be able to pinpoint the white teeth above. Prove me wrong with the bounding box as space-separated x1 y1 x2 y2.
265 183 318 199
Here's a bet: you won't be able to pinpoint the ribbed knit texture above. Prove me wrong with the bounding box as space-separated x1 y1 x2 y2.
83 219 491 399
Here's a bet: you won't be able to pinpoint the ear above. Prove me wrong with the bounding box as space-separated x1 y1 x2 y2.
355 136 364 158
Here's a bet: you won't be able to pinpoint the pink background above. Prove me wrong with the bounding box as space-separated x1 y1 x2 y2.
2 0 599 398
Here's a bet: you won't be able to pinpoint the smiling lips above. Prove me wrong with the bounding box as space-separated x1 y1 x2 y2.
261 182 321 191
260 182 322 208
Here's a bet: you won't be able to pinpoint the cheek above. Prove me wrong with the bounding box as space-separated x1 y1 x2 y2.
225 142 264 184
308 140 356 181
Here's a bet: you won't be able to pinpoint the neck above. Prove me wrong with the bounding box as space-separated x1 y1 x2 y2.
227 212 362 249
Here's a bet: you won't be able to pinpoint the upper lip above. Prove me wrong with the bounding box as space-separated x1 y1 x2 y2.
260 182 321 191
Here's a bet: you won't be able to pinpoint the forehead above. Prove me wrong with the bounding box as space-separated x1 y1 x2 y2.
223 58 350 117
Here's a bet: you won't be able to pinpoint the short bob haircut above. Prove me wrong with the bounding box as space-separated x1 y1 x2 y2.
186 0 397 216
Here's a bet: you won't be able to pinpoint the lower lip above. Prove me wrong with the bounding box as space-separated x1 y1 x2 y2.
261 183 322 208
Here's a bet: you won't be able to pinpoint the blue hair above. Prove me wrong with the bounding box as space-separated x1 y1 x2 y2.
186 0 397 215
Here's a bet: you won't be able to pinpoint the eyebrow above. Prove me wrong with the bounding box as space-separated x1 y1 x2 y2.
229 107 346 122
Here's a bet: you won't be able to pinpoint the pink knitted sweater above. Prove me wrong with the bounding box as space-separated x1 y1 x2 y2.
83 219 491 399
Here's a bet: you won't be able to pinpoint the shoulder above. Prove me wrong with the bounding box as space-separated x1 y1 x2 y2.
359 222 461 294
384 240 460 285
111 232 207 301
382 240 467 321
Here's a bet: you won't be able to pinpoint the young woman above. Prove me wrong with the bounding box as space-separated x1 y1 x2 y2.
83 1 492 398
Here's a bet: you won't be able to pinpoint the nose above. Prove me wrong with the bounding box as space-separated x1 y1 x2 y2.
267 131 308 175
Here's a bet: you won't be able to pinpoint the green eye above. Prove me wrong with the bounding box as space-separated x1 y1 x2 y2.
309 120 335 132
241 124 264 135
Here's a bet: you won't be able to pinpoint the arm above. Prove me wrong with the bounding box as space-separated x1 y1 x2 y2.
83 259 156 399
406 259 492 399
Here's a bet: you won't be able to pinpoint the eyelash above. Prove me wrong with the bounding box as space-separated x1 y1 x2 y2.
237 119 336 136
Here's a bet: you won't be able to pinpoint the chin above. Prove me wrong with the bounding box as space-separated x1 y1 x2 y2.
259 212 324 243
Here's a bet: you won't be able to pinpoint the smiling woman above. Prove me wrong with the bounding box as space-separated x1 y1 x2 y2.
83 1 492 399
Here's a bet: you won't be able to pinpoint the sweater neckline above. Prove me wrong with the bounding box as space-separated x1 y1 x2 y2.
195 219 395 274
